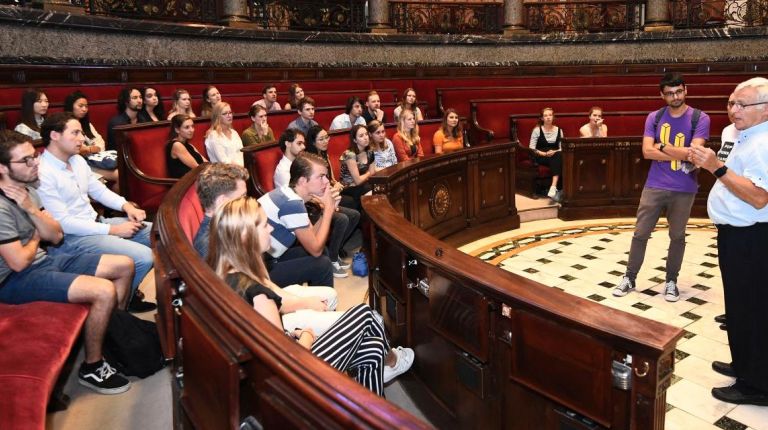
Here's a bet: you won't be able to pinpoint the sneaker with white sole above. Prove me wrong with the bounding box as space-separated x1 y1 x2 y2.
78 359 131 395
331 261 348 278
336 258 351 270
383 346 414 383
612 276 636 297
664 280 680 302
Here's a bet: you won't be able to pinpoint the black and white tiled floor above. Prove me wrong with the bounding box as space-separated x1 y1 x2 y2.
462 218 768 430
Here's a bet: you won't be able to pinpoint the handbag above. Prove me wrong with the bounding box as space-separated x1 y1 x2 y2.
87 149 118 170
352 251 368 277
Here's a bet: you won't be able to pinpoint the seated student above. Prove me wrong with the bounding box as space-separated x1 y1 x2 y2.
433 108 464 154
273 128 305 189
283 83 304 111
205 102 244 166
106 87 142 151
329 96 367 131
200 85 222 117
0 130 135 394
339 124 377 211
167 89 196 120
137 87 166 123
362 90 386 124
530 107 563 201
38 112 156 313
287 97 318 136
208 196 414 394
252 84 281 112
393 88 424 122
579 106 608 138
14 88 49 141
192 164 341 335
166 114 206 179
392 109 424 162
257 154 338 288
63 91 119 184
367 120 397 169
241 104 275 147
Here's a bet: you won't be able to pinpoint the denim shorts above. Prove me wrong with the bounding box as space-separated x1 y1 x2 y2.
0 253 101 304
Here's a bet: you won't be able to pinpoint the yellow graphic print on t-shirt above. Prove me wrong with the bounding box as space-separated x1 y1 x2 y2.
659 123 685 171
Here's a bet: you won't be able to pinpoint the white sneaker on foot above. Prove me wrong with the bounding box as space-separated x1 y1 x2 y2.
383 346 414 383
331 261 348 278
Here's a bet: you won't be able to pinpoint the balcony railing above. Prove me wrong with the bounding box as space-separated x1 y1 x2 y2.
249 0 367 32
87 0 220 23
669 0 767 27
389 1 503 34
524 0 645 32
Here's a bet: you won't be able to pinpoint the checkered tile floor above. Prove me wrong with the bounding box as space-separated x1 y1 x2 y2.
465 220 768 430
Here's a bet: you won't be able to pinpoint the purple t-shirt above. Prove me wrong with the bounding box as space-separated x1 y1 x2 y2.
643 106 710 193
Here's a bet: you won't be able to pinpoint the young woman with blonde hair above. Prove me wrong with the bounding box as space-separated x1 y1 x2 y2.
207 197 414 395
204 102 244 166
392 109 423 162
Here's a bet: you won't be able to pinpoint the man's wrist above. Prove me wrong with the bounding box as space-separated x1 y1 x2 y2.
713 164 728 178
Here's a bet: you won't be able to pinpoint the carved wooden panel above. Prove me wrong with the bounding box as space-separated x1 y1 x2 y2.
427 270 489 362
374 231 408 303
570 144 614 201
509 310 613 426
414 159 468 237
475 154 511 222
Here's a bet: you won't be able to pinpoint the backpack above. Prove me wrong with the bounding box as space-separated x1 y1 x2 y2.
102 309 166 378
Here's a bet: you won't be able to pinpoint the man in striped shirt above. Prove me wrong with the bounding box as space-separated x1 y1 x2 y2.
258 153 336 287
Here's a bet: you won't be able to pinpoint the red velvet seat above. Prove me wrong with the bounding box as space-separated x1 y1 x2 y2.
0 302 88 430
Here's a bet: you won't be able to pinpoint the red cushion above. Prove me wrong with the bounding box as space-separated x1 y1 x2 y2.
178 184 204 243
0 302 88 430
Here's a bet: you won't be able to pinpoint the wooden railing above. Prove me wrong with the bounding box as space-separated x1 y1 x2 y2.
389 1 503 34
524 0 645 33
153 164 431 429
364 143 683 429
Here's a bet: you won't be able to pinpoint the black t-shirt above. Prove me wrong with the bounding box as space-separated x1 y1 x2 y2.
225 273 282 309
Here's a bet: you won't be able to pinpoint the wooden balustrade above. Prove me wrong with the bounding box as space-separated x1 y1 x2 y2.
364 143 683 429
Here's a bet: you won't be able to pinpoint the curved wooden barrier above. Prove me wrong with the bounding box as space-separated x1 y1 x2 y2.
153 165 431 429
363 144 683 429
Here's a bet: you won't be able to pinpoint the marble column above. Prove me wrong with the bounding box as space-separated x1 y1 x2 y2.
503 0 528 34
220 0 258 28
369 0 397 34
645 0 674 31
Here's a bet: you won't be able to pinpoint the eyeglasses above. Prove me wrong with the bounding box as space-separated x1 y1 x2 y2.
727 100 768 111
9 153 41 167
222 111 233 116
662 89 685 98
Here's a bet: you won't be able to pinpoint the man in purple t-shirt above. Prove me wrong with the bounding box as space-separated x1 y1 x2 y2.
613 73 710 302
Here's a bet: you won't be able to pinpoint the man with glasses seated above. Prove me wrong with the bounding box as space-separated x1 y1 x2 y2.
613 73 710 302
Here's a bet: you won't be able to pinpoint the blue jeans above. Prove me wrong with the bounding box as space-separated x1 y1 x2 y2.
48 217 153 295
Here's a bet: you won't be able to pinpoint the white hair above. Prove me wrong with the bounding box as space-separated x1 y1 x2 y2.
735 77 768 105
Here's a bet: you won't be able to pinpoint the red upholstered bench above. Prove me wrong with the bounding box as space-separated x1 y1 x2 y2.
0 301 89 430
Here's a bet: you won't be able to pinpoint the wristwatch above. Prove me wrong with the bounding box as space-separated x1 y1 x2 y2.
713 165 728 178
658 143 666 153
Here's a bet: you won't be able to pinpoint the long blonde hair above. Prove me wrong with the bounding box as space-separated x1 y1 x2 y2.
396 109 420 150
206 102 232 138
206 197 280 295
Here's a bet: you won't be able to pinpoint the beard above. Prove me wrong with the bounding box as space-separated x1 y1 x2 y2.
9 168 38 185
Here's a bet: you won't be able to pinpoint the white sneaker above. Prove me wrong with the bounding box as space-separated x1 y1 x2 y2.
383 346 414 383
547 186 557 198
336 258 351 270
331 261 348 278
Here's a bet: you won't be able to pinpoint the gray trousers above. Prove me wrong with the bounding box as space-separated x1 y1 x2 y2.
626 187 696 282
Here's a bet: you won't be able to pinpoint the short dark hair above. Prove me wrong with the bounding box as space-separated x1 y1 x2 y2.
345 96 362 115
0 130 32 166
41 112 77 147
278 128 305 154
117 87 140 112
305 125 325 155
196 163 250 211
297 97 315 112
660 73 685 90
262 85 276 96
289 153 326 188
